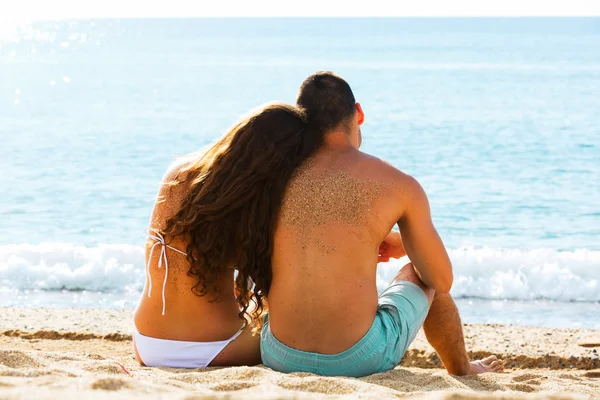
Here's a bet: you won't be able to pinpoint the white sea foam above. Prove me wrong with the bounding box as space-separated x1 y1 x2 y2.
1 244 599 302
0 243 144 293
377 247 600 302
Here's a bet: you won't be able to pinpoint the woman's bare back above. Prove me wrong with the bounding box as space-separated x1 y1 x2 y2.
133 155 260 366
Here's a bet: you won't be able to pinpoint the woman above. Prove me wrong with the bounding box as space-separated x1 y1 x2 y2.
133 103 320 368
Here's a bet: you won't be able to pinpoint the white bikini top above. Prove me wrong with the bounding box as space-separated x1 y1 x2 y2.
141 228 245 367
145 228 187 316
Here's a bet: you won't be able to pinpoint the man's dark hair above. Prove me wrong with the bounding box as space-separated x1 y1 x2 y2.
296 71 356 134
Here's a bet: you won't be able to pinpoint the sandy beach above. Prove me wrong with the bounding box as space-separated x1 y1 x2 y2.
0 308 598 399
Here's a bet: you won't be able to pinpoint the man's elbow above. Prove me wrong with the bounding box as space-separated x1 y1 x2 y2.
432 273 453 294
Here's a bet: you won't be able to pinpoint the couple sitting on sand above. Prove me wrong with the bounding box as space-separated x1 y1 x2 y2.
133 72 503 377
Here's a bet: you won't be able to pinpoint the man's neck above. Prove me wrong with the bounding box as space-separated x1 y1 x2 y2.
321 129 355 150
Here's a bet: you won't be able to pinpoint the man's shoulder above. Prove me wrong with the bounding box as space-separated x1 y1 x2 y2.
355 151 419 189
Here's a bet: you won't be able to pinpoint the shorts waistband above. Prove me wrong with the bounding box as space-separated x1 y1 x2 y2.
261 313 385 369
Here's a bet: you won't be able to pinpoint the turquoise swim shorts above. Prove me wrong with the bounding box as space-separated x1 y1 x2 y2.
261 281 431 378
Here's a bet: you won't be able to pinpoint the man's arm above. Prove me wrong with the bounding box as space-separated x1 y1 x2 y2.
396 176 453 293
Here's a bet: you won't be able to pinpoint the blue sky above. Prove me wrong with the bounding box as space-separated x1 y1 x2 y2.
2 0 600 20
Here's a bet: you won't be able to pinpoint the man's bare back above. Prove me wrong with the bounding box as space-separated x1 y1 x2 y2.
269 147 407 353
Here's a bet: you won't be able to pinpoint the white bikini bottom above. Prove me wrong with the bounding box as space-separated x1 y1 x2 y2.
133 326 243 368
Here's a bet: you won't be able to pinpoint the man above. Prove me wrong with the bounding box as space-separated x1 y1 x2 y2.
260 71 504 377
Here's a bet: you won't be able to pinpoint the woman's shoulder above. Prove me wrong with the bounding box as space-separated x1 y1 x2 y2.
149 150 206 230
163 150 204 183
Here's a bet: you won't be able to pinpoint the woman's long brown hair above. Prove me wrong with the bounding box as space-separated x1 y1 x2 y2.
161 103 320 325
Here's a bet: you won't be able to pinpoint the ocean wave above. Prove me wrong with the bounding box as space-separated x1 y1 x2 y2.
0 243 144 293
1 244 599 302
378 247 600 302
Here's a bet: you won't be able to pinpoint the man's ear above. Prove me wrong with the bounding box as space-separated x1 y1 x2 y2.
356 103 365 125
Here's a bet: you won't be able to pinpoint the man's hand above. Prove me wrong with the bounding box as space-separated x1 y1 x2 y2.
378 230 407 262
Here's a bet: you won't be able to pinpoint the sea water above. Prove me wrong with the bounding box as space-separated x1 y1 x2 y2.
1 18 599 328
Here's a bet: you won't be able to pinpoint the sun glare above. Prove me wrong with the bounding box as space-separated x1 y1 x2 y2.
0 20 31 42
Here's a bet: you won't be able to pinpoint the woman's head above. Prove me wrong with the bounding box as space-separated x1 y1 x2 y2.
162 103 320 324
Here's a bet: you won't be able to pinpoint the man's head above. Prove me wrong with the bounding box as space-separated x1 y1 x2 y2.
296 71 364 148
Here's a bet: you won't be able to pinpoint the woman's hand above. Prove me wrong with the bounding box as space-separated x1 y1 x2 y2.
378 230 407 262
